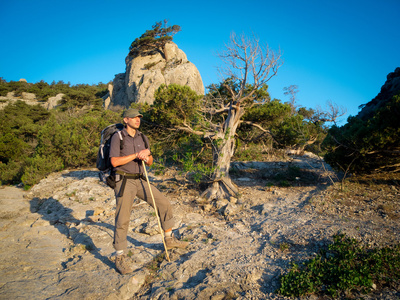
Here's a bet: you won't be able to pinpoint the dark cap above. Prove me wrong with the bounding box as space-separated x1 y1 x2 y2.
123 108 143 118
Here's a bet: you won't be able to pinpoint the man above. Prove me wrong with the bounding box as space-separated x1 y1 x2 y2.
110 108 188 275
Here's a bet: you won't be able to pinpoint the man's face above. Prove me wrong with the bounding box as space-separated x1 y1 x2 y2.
124 116 141 129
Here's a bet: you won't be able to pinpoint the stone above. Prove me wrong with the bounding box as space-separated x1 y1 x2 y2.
21 92 36 100
222 203 239 219
45 93 64 110
357 67 400 120
108 42 204 109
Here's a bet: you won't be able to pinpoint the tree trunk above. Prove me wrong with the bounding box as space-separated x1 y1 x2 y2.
202 107 243 200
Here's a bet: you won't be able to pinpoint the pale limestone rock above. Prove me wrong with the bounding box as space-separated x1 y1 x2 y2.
109 73 128 110
45 93 64 110
2 154 400 299
102 83 113 109
0 91 63 110
109 42 204 109
21 92 36 100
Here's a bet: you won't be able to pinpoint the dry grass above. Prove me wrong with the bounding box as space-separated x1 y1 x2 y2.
314 172 400 221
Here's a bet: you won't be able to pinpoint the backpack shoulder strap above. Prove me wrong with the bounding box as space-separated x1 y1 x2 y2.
117 130 124 150
137 130 150 150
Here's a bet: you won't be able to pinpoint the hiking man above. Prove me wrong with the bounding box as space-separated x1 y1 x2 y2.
110 108 188 275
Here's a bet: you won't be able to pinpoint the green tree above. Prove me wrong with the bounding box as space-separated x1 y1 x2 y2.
35 110 120 168
129 20 181 60
0 101 51 185
147 34 333 200
323 94 400 173
148 33 283 200
151 84 202 128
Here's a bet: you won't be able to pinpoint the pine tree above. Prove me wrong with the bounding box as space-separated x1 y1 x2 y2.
129 20 181 60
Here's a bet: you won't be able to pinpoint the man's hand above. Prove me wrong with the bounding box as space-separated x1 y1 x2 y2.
137 149 151 161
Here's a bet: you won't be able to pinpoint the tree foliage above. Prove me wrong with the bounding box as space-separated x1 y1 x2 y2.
0 78 108 104
129 20 181 59
151 84 202 128
0 101 51 163
142 33 332 200
0 82 120 187
323 93 400 173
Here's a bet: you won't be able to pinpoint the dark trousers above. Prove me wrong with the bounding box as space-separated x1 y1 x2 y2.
113 178 174 252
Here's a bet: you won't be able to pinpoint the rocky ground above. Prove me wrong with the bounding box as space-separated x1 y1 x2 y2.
0 153 399 300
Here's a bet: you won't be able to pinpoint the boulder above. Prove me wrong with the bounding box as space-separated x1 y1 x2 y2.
21 92 36 100
45 93 64 110
108 42 204 109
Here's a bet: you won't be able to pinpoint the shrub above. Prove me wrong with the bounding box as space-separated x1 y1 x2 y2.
36 110 121 169
239 99 327 152
278 234 400 298
323 94 400 174
0 160 24 185
21 155 64 187
0 94 120 186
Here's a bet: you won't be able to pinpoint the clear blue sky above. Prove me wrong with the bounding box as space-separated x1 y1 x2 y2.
1 0 399 123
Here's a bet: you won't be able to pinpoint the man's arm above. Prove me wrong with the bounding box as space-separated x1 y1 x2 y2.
111 153 137 167
111 149 152 167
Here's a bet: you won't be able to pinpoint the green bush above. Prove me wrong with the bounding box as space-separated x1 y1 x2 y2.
239 99 327 152
151 84 202 127
323 94 400 174
0 101 52 185
36 110 120 169
21 155 64 187
0 160 24 185
278 234 400 298
0 87 120 186
0 133 31 163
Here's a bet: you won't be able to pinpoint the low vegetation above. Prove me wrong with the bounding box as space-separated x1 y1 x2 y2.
274 171 400 298
0 79 120 187
0 77 108 105
278 233 400 298
323 94 400 174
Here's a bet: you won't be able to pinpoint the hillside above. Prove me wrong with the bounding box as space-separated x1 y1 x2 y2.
1 154 399 299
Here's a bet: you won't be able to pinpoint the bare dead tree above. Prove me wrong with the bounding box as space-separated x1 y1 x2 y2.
196 32 283 200
316 100 347 124
283 84 299 113
152 33 282 200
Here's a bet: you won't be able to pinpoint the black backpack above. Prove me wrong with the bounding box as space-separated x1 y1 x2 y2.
96 123 125 186
96 123 150 187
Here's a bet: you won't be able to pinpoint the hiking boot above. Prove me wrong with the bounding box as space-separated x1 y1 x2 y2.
165 236 189 249
115 254 133 275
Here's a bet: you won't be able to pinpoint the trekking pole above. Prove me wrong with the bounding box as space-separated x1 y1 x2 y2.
142 160 171 262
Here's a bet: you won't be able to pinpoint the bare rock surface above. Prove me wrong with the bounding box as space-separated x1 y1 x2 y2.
0 92 63 110
108 42 204 109
0 154 399 299
357 67 400 120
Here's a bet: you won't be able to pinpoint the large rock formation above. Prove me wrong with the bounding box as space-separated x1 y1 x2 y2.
357 67 400 120
107 42 204 110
